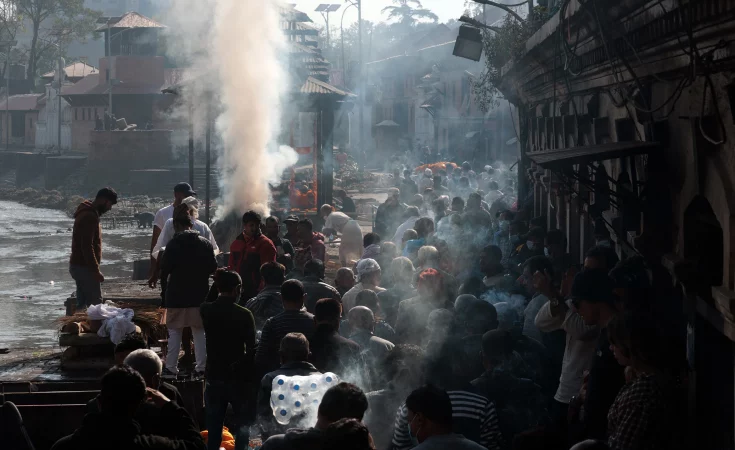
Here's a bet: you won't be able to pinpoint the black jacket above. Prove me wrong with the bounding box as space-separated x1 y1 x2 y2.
301 276 342 313
261 428 324 450
161 230 217 309
308 324 362 376
200 295 256 381
51 404 205 450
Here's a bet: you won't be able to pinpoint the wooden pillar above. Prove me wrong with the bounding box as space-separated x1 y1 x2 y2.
316 98 335 208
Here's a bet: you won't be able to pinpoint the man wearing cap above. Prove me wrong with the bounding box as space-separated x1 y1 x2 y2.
341 258 385 313
533 269 601 436
69 187 117 308
149 196 219 288
282 215 300 244
150 183 196 272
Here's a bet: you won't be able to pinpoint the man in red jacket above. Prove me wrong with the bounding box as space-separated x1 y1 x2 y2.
229 210 277 302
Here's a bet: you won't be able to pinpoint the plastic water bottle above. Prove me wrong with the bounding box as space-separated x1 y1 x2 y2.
274 406 292 425
292 397 304 412
273 375 289 390
321 372 338 387
271 391 288 407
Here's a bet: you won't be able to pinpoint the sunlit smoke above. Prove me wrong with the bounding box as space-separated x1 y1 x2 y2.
164 0 297 219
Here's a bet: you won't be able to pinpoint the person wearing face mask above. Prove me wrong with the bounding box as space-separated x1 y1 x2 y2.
402 385 490 450
69 187 118 309
510 226 545 267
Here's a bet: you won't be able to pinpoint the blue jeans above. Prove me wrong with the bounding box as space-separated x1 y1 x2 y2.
205 379 251 450
69 265 102 308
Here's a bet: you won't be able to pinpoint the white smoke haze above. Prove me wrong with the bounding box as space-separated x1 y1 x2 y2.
164 0 298 218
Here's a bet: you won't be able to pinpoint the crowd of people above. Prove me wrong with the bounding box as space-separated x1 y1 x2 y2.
64 164 687 450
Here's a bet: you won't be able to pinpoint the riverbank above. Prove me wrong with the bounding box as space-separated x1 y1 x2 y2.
0 187 169 218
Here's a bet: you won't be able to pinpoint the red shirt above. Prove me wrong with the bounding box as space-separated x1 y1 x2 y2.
228 233 277 300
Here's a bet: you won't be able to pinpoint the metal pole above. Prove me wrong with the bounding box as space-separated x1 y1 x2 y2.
57 56 62 153
188 104 194 188
340 4 355 88
205 106 211 224
326 13 330 49
357 0 363 165
5 51 8 151
107 22 112 121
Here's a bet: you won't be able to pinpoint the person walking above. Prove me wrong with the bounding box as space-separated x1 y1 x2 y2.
160 208 218 378
69 187 117 309
150 182 196 276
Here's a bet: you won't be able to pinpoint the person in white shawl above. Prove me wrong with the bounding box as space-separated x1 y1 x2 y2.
320 204 363 267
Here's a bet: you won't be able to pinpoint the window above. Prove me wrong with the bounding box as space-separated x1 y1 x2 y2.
74 109 78 120
82 109 86 120
87 108 91 120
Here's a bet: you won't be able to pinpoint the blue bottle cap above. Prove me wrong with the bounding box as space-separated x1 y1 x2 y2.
278 394 285 400
280 409 287 416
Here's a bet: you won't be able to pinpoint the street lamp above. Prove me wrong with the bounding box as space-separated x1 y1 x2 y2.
453 24 484 61
315 4 341 49
340 1 357 87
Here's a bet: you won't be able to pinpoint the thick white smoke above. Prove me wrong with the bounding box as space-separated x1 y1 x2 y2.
164 0 298 218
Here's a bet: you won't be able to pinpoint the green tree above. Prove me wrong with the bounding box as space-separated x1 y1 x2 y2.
15 0 101 82
381 0 438 29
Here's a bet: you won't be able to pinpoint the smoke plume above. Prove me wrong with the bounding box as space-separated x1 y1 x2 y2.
164 0 297 218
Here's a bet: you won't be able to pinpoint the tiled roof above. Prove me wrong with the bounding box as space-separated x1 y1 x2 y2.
41 62 99 80
95 12 166 31
300 77 355 97
0 94 44 111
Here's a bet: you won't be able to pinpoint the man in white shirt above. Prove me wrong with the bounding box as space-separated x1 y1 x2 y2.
149 196 219 287
149 182 196 271
320 204 363 267
533 269 598 430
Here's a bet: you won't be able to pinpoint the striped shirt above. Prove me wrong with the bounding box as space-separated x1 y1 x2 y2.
391 390 503 450
254 309 315 377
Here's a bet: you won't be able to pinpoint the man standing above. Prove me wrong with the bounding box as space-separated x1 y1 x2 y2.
69 187 117 308
200 269 257 450
309 298 362 376
283 215 300 244
264 216 295 273
301 260 342 313
294 219 326 270
150 182 195 272
160 210 218 378
244 261 286 330
374 188 404 238
229 211 277 303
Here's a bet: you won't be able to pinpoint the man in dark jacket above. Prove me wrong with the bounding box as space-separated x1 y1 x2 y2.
160 212 218 377
510 226 545 268
309 298 362 377
255 280 316 378
374 188 404 238
302 260 341 313
244 261 286 330
260 382 368 450
229 210 277 302
69 187 117 308
201 269 257 450
51 366 205 450
265 216 295 273
257 333 322 439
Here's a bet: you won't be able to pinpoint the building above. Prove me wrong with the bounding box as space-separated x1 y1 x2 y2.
366 24 509 163
495 0 735 446
0 94 43 148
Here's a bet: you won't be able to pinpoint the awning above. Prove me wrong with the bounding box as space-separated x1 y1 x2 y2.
526 141 658 170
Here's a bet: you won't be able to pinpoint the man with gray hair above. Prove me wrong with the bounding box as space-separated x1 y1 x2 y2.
257 333 322 439
124 349 185 407
341 258 385 312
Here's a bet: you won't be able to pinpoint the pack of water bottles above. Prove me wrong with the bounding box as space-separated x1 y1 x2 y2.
270 372 340 425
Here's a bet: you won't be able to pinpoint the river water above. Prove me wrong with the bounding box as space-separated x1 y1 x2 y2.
0 201 151 349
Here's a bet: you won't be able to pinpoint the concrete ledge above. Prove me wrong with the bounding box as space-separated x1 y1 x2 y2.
45 156 87 190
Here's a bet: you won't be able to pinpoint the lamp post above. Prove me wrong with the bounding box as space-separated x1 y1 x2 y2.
1 41 16 151
340 1 357 88
315 4 341 49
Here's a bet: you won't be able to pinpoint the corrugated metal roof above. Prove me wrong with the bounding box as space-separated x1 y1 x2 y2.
300 77 355 97
526 142 659 170
0 94 44 111
95 12 166 31
41 62 99 80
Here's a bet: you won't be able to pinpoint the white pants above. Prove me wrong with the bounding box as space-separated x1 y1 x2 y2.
340 219 363 267
166 326 207 373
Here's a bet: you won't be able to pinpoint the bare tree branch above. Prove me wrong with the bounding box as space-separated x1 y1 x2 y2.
471 0 525 23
